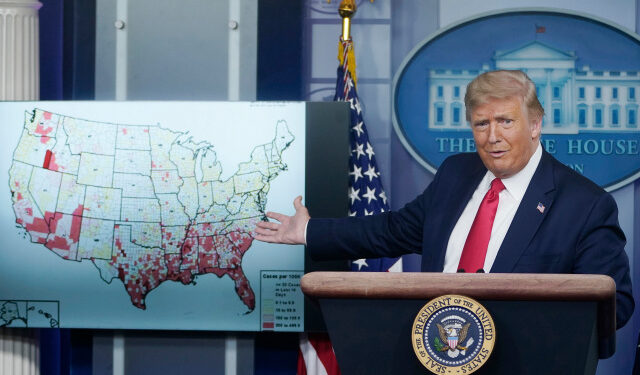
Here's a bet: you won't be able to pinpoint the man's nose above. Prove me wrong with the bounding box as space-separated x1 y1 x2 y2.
487 122 501 143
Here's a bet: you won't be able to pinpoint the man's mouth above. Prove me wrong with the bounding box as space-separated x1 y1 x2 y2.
488 150 507 157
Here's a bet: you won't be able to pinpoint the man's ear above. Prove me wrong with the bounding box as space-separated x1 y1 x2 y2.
530 116 542 139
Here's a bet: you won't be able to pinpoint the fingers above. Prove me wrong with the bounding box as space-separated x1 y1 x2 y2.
255 219 284 242
254 227 276 236
256 221 279 230
266 211 288 222
254 224 283 243
253 233 277 243
293 195 303 210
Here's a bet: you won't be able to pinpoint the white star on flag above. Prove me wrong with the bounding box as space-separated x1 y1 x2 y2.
365 142 375 159
349 187 361 204
352 121 364 137
353 98 362 114
349 165 363 183
379 191 388 205
352 142 365 159
363 208 373 216
346 77 354 91
348 98 356 111
364 164 378 181
352 258 368 270
363 186 377 204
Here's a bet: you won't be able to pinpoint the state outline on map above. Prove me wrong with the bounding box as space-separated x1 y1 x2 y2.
9 107 296 313
0 299 60 328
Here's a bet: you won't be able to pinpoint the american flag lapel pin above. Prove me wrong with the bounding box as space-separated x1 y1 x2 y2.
536 202 545 213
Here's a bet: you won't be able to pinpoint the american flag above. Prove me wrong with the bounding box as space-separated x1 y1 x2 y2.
335 37 402 273
297 37 401 375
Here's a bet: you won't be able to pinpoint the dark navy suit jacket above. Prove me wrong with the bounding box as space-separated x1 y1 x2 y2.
307 150 634 328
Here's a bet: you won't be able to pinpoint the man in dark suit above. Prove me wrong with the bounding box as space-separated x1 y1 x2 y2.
255 70 634 329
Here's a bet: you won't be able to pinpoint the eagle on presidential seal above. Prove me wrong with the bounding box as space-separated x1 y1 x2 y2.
437 322 471 351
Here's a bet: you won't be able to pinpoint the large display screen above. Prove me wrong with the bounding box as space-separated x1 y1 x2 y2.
0 101 325 331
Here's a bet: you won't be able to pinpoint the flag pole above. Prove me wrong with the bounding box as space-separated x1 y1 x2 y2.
338 0 356 41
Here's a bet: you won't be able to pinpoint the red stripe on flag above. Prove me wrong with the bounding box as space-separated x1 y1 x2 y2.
297 346 308 375
43 150 53 169
298 333 342 375
306 333 341 375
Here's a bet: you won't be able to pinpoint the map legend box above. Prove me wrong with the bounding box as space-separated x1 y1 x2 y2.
262 299 275 329
260 271 304 332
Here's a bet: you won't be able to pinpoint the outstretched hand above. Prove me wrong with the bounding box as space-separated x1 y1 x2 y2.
254 196 310 245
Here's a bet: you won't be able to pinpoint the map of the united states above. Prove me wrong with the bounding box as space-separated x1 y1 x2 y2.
9 109 294 311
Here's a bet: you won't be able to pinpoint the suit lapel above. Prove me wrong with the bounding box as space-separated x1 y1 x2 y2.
491 151 557 273
431 156 486 270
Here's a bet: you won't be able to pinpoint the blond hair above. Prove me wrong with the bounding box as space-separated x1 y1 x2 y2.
464 70 544 121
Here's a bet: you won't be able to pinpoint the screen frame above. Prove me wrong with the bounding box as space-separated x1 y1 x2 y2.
304 101 351 332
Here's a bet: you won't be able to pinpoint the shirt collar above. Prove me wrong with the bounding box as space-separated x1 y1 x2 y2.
485 142 542 202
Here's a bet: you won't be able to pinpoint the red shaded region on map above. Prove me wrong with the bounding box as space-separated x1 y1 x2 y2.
13 198 55 244
226 231 256 309
109 223 256 310
35 113 54 135
44 206 83 260
47 152 61 171
43 150 52 169
111 249 169 309
12 198 84 258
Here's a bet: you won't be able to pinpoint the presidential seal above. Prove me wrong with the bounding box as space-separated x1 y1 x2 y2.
411 295 495 374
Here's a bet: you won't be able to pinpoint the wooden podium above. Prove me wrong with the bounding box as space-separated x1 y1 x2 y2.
301 272 616 375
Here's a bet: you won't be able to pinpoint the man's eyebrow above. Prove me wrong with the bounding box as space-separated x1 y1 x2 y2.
494 114 512 120
471 113 513 125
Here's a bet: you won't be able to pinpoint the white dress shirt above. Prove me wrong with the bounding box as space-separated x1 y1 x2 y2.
442 143 542 273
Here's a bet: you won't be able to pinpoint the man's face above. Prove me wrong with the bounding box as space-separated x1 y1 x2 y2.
470 96 541 179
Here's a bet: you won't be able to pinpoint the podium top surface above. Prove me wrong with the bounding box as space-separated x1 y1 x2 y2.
301 271 615 301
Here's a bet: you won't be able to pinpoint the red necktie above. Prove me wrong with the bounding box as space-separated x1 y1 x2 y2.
457 178 505 273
